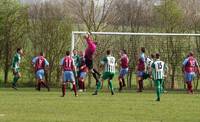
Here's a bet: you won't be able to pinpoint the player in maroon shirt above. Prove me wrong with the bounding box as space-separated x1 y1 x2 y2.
78 51 88 92
32 52 50 91
60 51 78 97
182 52 200 94
118 49 129 92
136 47 146 92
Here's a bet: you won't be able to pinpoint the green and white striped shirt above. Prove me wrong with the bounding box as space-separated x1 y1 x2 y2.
101 55 116 73
146 57 154 73
151 59 167 80
12 53 21 69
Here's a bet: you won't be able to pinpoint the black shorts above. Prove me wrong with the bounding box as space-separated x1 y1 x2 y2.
143 73 150 80
85 58 93 70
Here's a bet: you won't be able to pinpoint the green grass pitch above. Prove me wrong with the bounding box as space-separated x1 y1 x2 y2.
0 88 200 122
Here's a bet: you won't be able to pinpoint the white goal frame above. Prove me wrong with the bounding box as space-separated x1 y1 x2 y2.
71 31 200 51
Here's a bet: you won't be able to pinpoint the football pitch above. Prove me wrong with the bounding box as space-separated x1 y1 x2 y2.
0 88 200 122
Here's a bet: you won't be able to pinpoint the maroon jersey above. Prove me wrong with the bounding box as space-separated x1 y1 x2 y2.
137 53 145 71
184 57 198 73
137 60 145 71
35 56 45 71
120 54 129 68
79 57 88 72
62 56 74 71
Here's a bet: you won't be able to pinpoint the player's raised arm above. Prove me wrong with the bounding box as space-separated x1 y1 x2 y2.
32 57 36 65
182 57 188 73
60 57 64 71
84 33 92 43
84 32 90 38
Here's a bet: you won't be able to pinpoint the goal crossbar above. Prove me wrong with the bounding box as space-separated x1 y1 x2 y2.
71 31 200 50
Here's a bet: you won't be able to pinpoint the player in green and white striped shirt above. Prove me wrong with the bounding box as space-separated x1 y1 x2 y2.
11 48 23 90
151 53 168 101
92 50 116 95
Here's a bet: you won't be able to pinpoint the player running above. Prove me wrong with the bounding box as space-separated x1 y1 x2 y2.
182 52 200 94
136 47 146 92
78 51 88 92
118 49 129 92
60 51 78 97
11 48 23 90
151 53 168 101
32 52 50 91
93 50 116 95
84 33 101 85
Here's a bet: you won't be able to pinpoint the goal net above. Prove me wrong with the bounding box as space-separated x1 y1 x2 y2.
72 31 200 90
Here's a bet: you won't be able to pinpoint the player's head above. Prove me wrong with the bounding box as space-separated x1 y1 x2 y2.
84 32 91 39
39 52 45 57
141 47 145 53
66 50 70 56
17 48 23 55
106 50 111 55
151 54 155 59
120 49 127 55
189 52 194 57
79 51 84 56
73 49 77 55
155 53 160 59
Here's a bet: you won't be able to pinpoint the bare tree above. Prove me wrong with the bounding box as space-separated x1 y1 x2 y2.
28 1 72 85
112 0 155 88
154 0 184 89
181 0 200 90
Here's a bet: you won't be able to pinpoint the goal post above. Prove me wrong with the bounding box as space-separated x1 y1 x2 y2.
71 31 200 51
71 31 200 89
